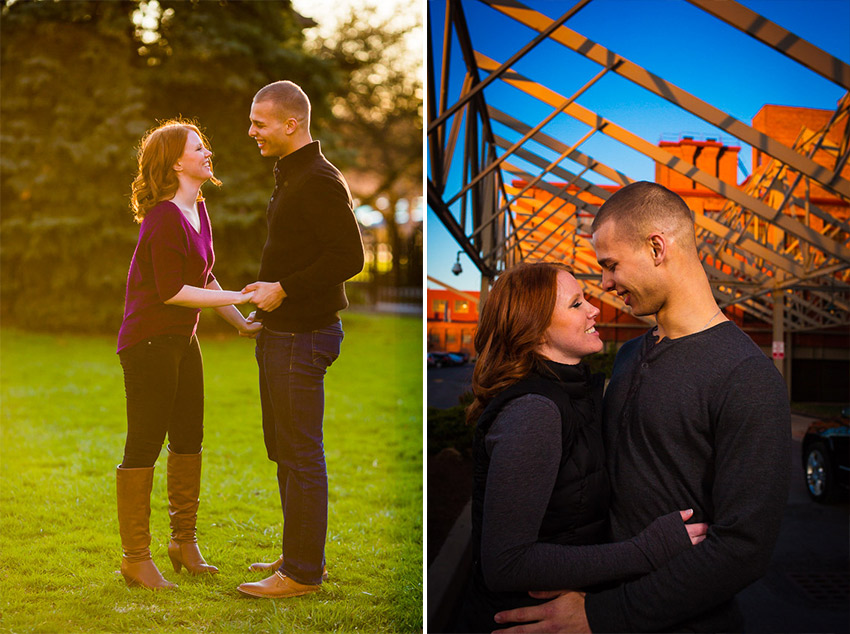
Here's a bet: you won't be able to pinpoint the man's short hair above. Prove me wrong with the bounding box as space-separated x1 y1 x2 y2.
592 181 696 249
253 80 311 127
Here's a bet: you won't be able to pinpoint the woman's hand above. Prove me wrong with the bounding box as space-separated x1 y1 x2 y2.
238 311 262 338
239 320 263 339
679 509 708 545
235 290 255 305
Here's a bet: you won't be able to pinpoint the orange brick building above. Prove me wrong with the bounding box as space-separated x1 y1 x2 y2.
427 289 480 356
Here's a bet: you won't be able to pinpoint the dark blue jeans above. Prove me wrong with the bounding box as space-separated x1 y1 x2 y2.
119 334 204 468
255 321 343 585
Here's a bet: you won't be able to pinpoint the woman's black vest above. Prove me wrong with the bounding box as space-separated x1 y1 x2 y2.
461 360 608 633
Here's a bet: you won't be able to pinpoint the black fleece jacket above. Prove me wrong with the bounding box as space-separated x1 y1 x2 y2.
256 141 364 332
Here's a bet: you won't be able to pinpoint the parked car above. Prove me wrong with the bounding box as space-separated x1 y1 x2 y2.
801 406 850 503
427 351 468 368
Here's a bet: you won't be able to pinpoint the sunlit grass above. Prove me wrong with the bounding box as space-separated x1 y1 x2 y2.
0 312 423 633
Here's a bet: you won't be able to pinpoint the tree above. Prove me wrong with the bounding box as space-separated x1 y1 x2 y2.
313 2 423 287
1 1 149 327
0 0 341 330
0 0 423 330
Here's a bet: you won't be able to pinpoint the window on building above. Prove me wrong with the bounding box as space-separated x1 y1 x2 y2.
428 331 442 346
432 300 447 318
446 331 458 344
454 300 469 313
462 331 473 344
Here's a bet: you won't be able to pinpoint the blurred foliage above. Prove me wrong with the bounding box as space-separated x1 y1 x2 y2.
789 402 847 418
586 348 617 379
316 3 423 288
0 0 422 332
427 392 475 456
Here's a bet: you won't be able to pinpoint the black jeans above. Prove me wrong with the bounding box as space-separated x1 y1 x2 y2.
119 334 204 468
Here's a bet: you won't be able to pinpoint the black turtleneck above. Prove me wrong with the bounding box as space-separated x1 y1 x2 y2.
460 361 692 633
256 141 364 333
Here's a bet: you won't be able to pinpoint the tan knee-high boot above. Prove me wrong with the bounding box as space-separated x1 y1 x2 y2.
116 465 177 589
166 447 218 575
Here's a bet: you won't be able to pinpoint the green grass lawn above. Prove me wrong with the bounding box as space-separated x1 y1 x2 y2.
0 312 423 633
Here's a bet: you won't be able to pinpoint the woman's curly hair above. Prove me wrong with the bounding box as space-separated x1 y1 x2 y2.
129 119 221 223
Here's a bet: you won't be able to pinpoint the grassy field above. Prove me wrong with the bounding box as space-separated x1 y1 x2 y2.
0 312 423 633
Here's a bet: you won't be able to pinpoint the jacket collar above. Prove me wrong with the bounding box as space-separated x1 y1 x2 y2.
274 140 321 181
537 358 588 384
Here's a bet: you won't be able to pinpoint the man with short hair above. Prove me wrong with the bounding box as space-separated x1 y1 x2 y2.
494 181 790 632
236 80 364 599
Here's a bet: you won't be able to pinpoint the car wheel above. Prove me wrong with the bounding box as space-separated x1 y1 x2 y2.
804 441 837 503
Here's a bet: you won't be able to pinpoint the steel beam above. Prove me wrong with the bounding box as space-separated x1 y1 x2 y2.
685 0 850 90
428 0 848 334
489 107 635 187
427 12 444 192
474 51 850 265
447 63 612 207
427 178 494 276
496 128 845 326
489 111 819 279
451 1 511 241
479 0 850 200
428 0 592 134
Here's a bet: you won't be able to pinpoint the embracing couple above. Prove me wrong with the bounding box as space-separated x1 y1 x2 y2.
458 182 791 633
114 80 364 597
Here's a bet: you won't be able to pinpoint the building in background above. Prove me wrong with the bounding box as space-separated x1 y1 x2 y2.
427 288 479 356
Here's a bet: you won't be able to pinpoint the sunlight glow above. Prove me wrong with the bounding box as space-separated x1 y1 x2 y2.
292 0 422 72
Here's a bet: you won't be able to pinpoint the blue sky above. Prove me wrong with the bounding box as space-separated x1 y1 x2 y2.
427 0 850 291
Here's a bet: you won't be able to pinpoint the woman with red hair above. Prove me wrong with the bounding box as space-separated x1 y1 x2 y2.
115 120 260 590
458 262 707 632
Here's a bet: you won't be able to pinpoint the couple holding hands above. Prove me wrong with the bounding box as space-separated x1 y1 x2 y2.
115 81 364 598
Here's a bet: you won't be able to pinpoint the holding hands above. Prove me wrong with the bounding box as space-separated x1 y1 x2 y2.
236 289 255 304
220 281 284 340
234 281 283 337
234 289 263 338
242 281 286 312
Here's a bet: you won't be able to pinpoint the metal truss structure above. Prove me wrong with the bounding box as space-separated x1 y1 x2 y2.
428 0 850 334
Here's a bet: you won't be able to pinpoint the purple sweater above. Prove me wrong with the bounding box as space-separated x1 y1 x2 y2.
117 200 215 353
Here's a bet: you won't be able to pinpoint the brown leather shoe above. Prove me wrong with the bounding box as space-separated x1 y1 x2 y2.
116 465 177 590
237 570 320 598
248 554 329 581
248 554 284 572
166 447 218 575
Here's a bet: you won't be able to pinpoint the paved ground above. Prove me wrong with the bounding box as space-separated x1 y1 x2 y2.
738 416 849 633
427 365 850 632
427 364 474 409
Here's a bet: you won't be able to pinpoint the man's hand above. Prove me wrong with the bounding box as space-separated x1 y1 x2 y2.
242 281 286 312
493 591 590 633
